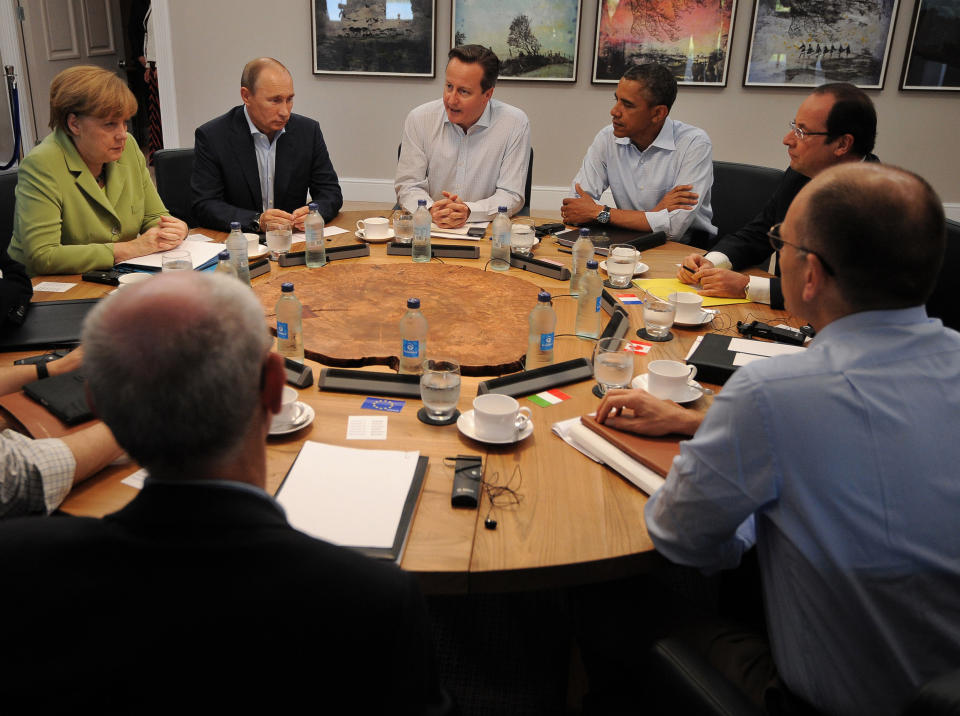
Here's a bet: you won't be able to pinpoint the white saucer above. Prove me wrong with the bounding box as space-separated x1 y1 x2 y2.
356 228 395 243
247 244 269 259
456 409 534 445
600 260 649 276
269 401 315 436
673 309 717 327
631 374 704 405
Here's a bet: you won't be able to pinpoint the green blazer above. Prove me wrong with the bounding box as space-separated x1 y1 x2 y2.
9 128 167 276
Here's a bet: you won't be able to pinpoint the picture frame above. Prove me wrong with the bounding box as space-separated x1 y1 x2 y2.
900 0 960 91
591 0 738 86
312 0 436 77
743 0 900 88
452 0 582 82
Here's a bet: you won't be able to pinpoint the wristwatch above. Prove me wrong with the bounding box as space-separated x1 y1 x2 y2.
253 213 262 232
596 205 611 224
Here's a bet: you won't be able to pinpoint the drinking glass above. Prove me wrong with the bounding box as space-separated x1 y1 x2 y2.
643 295 677 339
265 220 293 260
393 210 414 244
606 244 638 288
510 217 537 256
161 249 192 272
419 358 461 421
592 337 635 395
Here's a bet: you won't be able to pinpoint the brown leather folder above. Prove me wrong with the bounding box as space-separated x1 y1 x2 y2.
580 414 683 477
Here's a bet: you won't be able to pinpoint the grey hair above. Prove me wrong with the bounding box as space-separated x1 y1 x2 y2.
82 273 273 473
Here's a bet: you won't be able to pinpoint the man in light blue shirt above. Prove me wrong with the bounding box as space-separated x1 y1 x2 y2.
595 163 960 715
562 64 715 244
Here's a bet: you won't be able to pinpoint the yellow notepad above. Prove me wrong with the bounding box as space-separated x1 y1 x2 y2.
631 278 751 307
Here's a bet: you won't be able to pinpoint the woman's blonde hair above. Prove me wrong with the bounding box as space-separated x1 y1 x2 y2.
48 65 137 132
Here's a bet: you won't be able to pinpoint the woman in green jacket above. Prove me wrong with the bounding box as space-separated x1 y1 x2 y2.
9 65 188 276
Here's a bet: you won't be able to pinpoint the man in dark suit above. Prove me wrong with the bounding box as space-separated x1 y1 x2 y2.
677 83 878 309
191 57 342 232
0 272 449 714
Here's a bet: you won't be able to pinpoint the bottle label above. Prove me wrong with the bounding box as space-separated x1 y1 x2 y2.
277 321 289 340
539 332 554 351
402 339 420 357
594 296 602 313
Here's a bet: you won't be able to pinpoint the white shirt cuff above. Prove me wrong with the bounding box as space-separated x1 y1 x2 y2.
745 276 771 305
704 251 732 270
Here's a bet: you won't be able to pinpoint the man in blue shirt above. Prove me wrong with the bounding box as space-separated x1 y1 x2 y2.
561 63 716 245
596 163 960 715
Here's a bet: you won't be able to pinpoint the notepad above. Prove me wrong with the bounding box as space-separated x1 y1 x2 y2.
274 441 427 561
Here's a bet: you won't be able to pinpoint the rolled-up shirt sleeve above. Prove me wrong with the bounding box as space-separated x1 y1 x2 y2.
0 431 76 518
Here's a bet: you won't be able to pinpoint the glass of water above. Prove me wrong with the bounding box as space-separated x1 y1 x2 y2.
265 220 293 260
606 244 638 288
419 358 461 421
161 249 192 272
643 295 677 339
593 337 635 395
393 210 414 244
510 218 536 256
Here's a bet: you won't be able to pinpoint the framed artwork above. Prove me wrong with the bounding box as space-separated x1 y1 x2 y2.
743 0 900 88
311 0 436 77
452 0 582 82
900 0 960 90
592 0 738 86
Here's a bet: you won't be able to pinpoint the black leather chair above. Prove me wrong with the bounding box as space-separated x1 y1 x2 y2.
0 170 18 253
927 218 959 332
153 148 195 227
711 161 784 246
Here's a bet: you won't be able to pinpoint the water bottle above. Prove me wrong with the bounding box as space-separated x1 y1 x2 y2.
525 291 556 369
398 297 428 374
490 205 511 271
214 250 236 278
575 259 603 339
412 199 431 263
226 221 251 285
570 228 594 296
275 282 304 363
304 202 326 268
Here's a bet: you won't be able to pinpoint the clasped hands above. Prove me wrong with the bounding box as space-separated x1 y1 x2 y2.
429 191 470 229
560 183 699 225
676 254 750 298
259 206 311 232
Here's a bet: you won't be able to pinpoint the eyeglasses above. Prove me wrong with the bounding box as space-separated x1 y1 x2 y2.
788 120 831 141
767 223 835 276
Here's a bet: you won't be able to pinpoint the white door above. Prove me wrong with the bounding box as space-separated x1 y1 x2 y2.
18 0 124 140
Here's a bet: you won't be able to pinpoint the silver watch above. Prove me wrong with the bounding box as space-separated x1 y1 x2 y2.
596 205 611 224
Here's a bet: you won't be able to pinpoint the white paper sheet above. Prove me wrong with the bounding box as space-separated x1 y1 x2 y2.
347 415 388 440
728 337 806 358
275 441 420 549
33 282 74 293
118 240 224 270
292 226 349 242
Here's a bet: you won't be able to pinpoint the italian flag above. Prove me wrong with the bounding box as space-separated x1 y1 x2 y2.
528 388 572 408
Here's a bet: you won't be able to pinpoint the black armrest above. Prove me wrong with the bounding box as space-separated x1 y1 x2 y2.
902 668 960 716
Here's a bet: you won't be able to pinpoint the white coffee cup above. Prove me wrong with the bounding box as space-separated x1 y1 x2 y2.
271 386 300 429
244 233 261 253
472 393 532 442
356 217 390 239
647 360 698 401
669 292 704 323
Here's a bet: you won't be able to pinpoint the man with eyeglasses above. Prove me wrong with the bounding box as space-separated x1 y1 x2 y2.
677 83 877 308
595 163 960 715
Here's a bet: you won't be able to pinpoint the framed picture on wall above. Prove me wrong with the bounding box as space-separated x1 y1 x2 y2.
743 0 899 88
311 0 436 77
592 0 738 86
451 0 582 82
900 0 960 90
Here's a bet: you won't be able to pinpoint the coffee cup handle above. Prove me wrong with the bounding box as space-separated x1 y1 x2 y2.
356 220 365 232
515 407 533 431
686 364 698 382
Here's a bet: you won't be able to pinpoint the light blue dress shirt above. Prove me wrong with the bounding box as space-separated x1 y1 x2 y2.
243 106 285 213
572 119 716 243
645 307 960 715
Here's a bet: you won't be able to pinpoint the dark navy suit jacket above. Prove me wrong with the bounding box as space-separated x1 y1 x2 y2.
191 106 343 231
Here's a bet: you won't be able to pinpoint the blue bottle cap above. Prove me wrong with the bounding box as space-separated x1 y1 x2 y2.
407 297 421 309
281 283 294 292
308 202 318 211
230 221 241 230
579 228 590 237
498 206 508 212
418 199 427 206
587 259 598 269
218 251 230 260
537 291 551 302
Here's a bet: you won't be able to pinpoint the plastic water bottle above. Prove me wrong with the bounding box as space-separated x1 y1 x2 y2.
214 250 236 278
226 221 251 285
525 291 556 369
399 297 428 374
304 202 326 268
570 228 594 296
412 199 431 263
575 259 603 339
490 205 511 271
275 282 304 363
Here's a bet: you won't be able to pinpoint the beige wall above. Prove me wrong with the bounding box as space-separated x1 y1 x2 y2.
167 0 959 207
